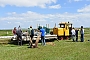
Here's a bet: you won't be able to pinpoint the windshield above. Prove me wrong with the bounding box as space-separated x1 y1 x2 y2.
60 24 65 28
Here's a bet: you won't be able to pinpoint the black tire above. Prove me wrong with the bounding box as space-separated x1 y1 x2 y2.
50 31 53 35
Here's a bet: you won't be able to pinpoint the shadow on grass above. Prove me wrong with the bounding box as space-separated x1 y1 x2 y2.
8 39 56 46
65 40 86 42
65 40 77 42
8 40 30 45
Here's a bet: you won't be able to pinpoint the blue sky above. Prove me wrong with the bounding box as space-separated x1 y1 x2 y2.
0 0 90 29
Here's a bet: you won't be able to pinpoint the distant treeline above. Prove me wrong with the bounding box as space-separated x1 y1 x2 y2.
0 28 90 36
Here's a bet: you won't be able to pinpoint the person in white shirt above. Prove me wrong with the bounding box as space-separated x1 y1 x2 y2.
71 27 76 42
23 30 28 41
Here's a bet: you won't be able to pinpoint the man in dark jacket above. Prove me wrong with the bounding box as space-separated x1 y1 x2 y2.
75 28 79 42
16 26 22 46
80 26 84 42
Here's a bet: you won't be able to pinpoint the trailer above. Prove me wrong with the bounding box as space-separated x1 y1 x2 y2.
10 34 57 41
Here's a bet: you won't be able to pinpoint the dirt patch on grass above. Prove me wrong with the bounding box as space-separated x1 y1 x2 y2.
0 39 10 44
46 42 55 46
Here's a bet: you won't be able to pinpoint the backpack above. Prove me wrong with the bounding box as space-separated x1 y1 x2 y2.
31 29 34 36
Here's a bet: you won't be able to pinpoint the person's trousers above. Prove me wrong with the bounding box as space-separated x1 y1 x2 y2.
72 35 75 42
76 36 78 42
29 35 34 47
17 35 22 46
81 34 84 42
41 36 46 45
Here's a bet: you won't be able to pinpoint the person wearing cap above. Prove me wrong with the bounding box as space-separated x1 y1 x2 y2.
80 26 84 42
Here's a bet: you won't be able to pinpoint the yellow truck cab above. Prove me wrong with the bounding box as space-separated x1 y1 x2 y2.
53 22 72 40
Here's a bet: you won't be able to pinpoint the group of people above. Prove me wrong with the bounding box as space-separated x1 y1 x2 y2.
12 25 84 47
71 26 84 42
12 25 46 48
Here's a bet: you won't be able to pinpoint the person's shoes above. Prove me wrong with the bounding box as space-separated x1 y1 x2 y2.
28 42 30 46
29 43 33 48
81 41 83 42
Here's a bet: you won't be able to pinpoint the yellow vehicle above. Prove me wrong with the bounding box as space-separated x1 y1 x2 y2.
53 22 72 40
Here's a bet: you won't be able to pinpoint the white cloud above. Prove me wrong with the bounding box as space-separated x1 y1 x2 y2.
36 19 46 22
7 22 11 24
77 5 90 13
0 0 57 8
49 4 61 9
50 21 54 22
1 11 90 29
15 22 22 26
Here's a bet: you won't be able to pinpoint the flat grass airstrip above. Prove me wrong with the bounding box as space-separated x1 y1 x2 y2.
0 28 90 60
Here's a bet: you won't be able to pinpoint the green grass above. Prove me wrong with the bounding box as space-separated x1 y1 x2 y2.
0 29 26 36
84 28 90 34
0 38 10 44
0 28 90 36
0 40 90 60
0 30 13 36
0 28 90 60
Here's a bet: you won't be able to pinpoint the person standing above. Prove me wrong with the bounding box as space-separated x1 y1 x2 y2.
16 26 22 46
30 31 41 48
71 27 76 42
40 26 46 45
23 30 28 41
75 28 79 42
12 27 17 36
28 26 34 47
80 26 84 42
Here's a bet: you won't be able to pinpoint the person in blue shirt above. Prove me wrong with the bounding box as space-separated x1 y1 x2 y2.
40 26 46 45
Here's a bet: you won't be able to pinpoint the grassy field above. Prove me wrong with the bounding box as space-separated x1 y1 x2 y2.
0 28 90 36
0 40 90 60
0 29 26 36
0 28 90 60
0 30 14 36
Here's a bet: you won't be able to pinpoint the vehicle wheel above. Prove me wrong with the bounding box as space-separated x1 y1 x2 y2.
11 38 13 41
50 31 53 35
